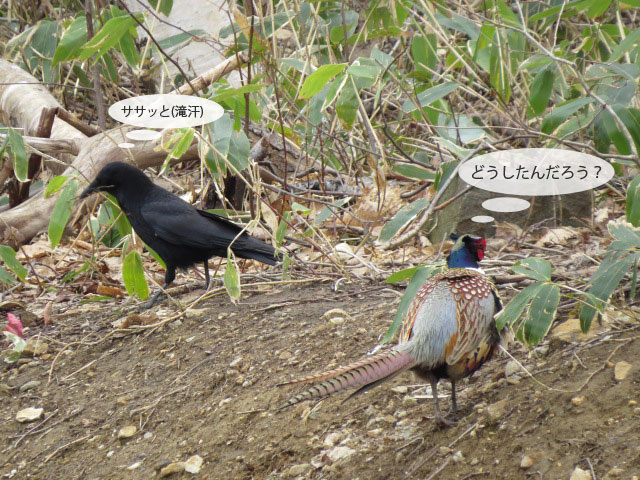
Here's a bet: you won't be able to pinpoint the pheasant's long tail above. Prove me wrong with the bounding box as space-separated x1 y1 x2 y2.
278 349 415 409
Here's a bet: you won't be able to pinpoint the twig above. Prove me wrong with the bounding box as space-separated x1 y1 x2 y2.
43 434 90 464
379 143 489 250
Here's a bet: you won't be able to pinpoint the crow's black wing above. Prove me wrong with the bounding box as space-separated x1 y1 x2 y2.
141 196 242 250
140 194 278 264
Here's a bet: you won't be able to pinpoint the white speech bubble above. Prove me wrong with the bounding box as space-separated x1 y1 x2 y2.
482 197 530 212
459 149 614 196
108 94 224 128
471 215 494 223
126 129 162 141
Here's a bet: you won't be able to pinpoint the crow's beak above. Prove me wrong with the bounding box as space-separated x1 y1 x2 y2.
80 184 96 199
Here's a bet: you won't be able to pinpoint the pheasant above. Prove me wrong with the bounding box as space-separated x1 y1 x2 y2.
278 233 503 424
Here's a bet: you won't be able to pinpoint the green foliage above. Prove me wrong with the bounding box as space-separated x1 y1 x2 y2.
378 198 429 243
7 129 28 182
0 246 27 282
495 258 560 346
627 175 640 226
223 250 241 302
3 332 26 363
122 250 149 299
49 178 78 249
579 222 640 332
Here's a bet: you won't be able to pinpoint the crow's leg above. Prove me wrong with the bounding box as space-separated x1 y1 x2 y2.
203 260 210 289
142 266 175 309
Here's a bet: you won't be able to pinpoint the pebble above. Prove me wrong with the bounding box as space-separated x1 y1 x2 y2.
118 425 137 439
279 351 293 360
184 455 203 474
15 407 43 423
451 450 464 463
159 462 185 477
604 466 624 478
571 396 586 406
520 455 534 469
326 445 355 462
324 432 344 447
614 361 632 381
485 398 509 424
23 339 48 356
570 467 592 480
19 380 40 392
391 386 408 394
229 357 243 368
287 463 311 476
505 360 520 377
439 446 452 455
469 458 479 466
322 308 351 321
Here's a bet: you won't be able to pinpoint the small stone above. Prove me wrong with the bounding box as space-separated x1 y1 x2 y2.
279 351 293 360
159 462 185 477
323 432 344 447
486 398 509 424
16 407 43 422
391 386 408 394
322 308 351 321
184 455 203 474
19 380 40 392
127 461 142 470
326 445 355 462
452 450 464 463
614 361 632 381
288 463 311 476
23 339 48 356
229 357 243 368
605 466 624 478
367 428 382 437
571 396 586 406
520 455 534 469
118 425 137 439
628 400 637 407
505 360 520 377
439 446 452 455
570 467 592 480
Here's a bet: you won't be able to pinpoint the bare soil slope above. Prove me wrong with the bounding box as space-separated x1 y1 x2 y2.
1 279 639 479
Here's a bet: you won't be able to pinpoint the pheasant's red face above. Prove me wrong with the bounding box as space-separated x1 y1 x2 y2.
473 238 486 260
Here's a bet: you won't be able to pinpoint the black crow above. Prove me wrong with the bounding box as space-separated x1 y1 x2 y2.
80 161 279 308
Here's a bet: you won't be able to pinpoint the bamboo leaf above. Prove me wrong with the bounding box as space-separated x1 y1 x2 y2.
8 129 28 182
495 282 544 330
122 250 149 299
299 63 348 99
224 251 241 303
49 179 78 249
379 198 429 243
522 283 560 345
0 246 27 281
626 175 640 226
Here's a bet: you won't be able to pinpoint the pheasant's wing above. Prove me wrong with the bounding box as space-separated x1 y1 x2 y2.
445 270 500 366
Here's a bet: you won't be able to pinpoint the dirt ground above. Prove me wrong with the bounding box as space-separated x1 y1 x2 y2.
1 276 639 480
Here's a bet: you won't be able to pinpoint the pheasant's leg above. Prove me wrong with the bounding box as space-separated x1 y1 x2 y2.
430 377 455 426
450 379 458 413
